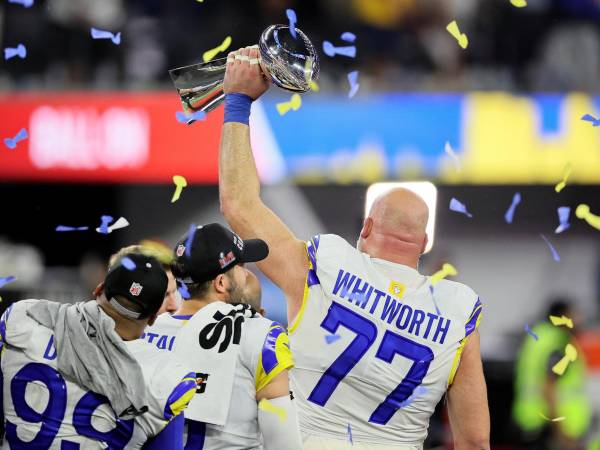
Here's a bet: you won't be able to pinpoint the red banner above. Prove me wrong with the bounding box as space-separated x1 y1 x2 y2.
0 92 223 183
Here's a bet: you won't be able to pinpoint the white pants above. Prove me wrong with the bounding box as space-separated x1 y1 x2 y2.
302 435 423 450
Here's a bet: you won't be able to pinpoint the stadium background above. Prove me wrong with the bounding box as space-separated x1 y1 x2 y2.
1 0 599 447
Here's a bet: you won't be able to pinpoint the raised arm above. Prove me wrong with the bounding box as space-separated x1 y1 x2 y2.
447 331 490 450
219 46 308 321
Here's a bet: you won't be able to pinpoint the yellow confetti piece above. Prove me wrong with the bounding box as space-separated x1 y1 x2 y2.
554 163 571 193
258 398 287 422
549 315 573 329
552 343 577 376
539 412 566 422
203 36 232 63
304 57 319 92
575 204 600 231
171 175 188 203
430 263 458 285
446 21 468 49
510 0 527 7
276 94 302 116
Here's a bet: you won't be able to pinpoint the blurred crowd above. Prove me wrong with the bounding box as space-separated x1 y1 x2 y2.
1 0 599 92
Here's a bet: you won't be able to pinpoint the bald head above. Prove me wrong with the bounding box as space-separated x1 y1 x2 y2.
358 188 429 267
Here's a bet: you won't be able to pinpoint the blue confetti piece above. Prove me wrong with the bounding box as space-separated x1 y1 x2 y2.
555 206 571 234
55 225 89 232
347 71 359 98
178 282 191 300
347 423 353 445
4 44 26 60
504 192 521 224
8 0 34 7
90 27 121 45
175 110 206 124
0 276 17 289
540 234 560 262
286 9 297 39
322 41 356 58
449 197 473 218
97 215 114 235
185 223 197 258
581 114 600 127
395 386 428 409
325 334 341 344
121 257 136 270
524 324 539 341
340 32 356 43
4 128 28 150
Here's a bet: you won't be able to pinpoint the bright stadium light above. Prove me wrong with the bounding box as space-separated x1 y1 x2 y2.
365 182 437 253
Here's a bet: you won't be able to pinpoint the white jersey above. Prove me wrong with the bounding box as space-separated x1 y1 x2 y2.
0 299 196 450
143 309 294 450
289 234 483 447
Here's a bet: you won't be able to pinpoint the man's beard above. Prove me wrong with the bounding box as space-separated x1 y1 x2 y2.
225 277 245 303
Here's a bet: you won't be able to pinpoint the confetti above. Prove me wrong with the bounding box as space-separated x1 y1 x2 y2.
90 28 121 45
175 110 206 124
95 216 129 234
430 263 458 285
396 386 428 409
325 334 341 344
203 36 232 63
121 257 136 271
549 315 573 329
96 215 113 235
178 282 191 300
347 71 359 98
575 204 600 231
449 198 473 218
276 94 302 116
0 276 17 289
286 9 297 39
185 223 197 258
444 142 461 171
258 398 287 422
171 175 188 203
446 21 468 49
510 0 527 7
581 114 600 126
540 234 560 262
340 32 356 43
55 225 89 232
554 163 571 193
8 0 34 7
347 423 353 445
304 57 319 91
107 217 129 233
4 44 26 60
552 343 577 376
555 207 571 234
4 128 28 150
429 286 442 315
524 324 539 341
539 412 566 422
322 41 356 58
504 192 521 224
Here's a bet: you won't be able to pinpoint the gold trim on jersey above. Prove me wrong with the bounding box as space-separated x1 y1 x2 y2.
255 328 295 392
288 242 312 335
447 309 483 386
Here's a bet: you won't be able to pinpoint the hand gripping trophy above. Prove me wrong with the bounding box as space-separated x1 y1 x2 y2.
169 25 319 124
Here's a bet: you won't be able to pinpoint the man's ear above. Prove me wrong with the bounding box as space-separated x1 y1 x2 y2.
214 274 228 295
93 282 104 297
360 217 373 239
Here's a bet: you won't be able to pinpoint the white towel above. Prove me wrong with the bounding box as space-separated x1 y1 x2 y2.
173 301 256 425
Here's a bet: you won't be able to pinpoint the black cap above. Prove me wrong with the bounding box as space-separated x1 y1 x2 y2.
104 253 168 320
172 223 269 284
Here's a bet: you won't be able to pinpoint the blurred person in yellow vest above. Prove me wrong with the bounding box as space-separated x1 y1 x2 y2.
513 299 593 450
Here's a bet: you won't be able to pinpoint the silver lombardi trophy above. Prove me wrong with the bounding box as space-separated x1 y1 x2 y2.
169 25 319 124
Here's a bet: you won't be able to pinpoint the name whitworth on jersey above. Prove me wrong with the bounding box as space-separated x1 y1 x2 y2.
331 269 451 345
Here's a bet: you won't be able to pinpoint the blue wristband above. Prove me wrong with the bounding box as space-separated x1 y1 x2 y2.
224 93 253 125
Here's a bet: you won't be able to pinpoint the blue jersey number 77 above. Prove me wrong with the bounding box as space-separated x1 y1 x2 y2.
307 302 434 425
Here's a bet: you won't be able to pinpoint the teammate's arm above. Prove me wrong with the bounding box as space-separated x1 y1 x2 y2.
256 370 302 450
219 46 308 320
447 331 490 450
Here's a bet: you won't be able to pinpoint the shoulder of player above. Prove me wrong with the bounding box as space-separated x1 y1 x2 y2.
1 299 46 341
434 279 482 317
308 233 354 258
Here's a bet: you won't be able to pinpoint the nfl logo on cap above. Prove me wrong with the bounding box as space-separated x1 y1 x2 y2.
129 282 143 296
176 244 186 257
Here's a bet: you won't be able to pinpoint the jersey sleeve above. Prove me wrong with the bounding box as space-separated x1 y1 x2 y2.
1 301 37 351
306 234 353 289
255 322 294 392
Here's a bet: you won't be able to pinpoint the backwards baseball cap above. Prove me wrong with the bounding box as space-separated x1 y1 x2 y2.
104 253 168 320
172 223 269 284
